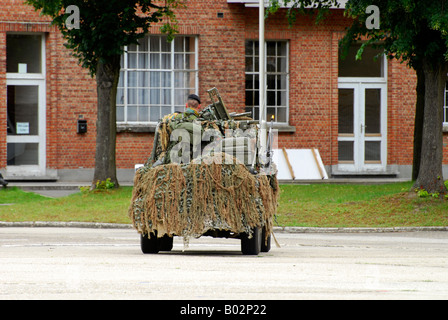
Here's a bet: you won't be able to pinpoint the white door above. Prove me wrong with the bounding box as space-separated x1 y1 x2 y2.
6 80 46 177
338 82 387 173
6 33 46 178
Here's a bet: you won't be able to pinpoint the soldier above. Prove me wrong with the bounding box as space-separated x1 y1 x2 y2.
164 94 202 122
152 94 204 166
0 173 8 188
182 94 202 119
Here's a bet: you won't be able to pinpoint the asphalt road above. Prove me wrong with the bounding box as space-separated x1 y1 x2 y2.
1 227 448 300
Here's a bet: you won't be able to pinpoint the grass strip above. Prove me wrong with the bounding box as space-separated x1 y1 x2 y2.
0 182 447 228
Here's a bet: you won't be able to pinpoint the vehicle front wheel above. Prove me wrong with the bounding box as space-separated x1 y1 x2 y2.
241 227 262 255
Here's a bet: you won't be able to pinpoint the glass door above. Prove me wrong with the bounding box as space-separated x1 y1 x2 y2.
6 33 46 177
6 81 46 176
361 84 387 170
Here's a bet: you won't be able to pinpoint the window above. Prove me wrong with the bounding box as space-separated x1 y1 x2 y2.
245 40 289 123
339 43 384 78
117 36 198 123
7 34 42 74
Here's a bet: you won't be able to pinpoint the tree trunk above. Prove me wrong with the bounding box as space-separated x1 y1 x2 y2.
92 55 121 189
413 60 448 194
412 68 425 181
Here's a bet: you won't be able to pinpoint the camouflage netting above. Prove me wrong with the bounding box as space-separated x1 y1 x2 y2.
128 152 279 240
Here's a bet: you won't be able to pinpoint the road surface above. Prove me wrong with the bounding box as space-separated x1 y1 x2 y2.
1 227 448 300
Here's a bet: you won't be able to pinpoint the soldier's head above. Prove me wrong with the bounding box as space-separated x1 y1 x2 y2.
187 94 201 111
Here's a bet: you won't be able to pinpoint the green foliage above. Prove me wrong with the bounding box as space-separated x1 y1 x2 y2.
96 178 116 190
79 178 116 193
25 0 183 76
417 189 430 198
415 181 448 199
79 185 90 193
267 0 340 24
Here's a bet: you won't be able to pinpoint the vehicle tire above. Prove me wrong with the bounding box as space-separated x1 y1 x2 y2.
241 227 262 255
261 227 271 253
141 232 159 254
159 234 174 251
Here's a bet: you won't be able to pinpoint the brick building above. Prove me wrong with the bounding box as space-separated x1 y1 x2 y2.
1 0 447 182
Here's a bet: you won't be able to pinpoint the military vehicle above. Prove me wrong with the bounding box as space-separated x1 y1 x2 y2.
128 88 278 255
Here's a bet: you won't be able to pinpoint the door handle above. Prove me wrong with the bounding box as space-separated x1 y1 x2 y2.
361 124 367 133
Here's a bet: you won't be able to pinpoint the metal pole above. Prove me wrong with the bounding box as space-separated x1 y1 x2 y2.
259 0 267 153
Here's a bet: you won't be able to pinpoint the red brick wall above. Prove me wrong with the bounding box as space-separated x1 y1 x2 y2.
387 58 417 166
46 31 98 170
1 0 445 175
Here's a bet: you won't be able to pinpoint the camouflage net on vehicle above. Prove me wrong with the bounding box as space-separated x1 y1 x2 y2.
128 152 279 241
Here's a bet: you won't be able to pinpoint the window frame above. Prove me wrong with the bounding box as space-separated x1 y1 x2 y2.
117 35 199 125
6 32 46 81
245 40 290 125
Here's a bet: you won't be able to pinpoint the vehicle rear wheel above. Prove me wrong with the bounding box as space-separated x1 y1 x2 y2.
141 232 159 254
141 232 174 254
159 234 174 251
241 227 262 255
261 227 271 253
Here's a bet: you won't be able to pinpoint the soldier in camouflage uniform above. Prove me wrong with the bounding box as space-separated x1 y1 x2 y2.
153 94 204 165
169 94 203 163
165 94 202 123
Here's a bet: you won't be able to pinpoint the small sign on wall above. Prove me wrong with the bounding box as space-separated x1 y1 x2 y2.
16 122 30 135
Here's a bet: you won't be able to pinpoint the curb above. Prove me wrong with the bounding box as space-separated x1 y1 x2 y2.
273 226 448 233
0 221 447 233
0 221 133 229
